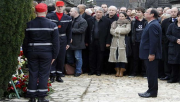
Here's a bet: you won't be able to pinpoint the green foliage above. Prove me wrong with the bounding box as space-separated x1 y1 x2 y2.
0 0 33 98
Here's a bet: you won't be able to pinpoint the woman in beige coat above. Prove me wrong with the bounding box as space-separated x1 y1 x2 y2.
109 12 131 77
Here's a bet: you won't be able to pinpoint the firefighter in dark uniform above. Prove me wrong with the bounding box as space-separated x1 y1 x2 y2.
23 3 59 102
22 3 59 102
46 1 72 83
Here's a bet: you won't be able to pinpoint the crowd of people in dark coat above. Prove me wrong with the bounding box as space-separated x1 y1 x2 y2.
24 1 180 101
46 2 180 84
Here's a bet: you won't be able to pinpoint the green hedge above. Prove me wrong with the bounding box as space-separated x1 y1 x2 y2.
0 0 33 98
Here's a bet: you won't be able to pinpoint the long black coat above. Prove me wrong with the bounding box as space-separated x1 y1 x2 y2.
161 17 173 44
166 22 180 64
86 16 111 51
70 15 88 50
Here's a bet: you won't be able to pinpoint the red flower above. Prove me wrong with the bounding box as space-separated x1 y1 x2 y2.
23 87 27 92
12 77 17 81
47 83 51 87
48 88 50 92
16 84 21 89
21 82 25 86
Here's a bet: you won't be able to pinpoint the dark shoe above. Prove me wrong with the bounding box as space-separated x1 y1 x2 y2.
160 76 170 80
56 76 63 82
29 98 36 102
138 92 157 98
60 73 65 77
50 76 55 83
88 72 95 75
74 73 81 77
128 74 136 78
105 73 110 75
38 97 49 102
167 80 178 83
96 73 101 76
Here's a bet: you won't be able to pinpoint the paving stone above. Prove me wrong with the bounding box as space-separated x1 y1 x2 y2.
4 74 180 102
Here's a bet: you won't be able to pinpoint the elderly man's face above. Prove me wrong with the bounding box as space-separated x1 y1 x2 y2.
96 10 103 19
171 8 178 18
108 7 117 16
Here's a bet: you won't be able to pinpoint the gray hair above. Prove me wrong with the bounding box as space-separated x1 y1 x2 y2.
108 6 117 11
72 7 80 14
85 9 92 15
95 7 104 13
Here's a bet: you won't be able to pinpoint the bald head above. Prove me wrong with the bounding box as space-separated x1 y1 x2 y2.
120 7 127 12
171 7 179 18
69 7 80 18
77 4 86 14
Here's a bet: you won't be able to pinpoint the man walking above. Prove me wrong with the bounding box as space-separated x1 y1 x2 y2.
138 8 162 98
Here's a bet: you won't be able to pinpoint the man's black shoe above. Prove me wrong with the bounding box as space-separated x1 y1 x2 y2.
56 76 63 82
50 76 55 83
60 73 65 77
38 97 49 102
138 92 157 98
160 76 170 80
96 73 101 76
74 73 81 77
167 80 178 83
29 98 36 102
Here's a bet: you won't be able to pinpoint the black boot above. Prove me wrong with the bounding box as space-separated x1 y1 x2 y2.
50 76 55 83
56 76 63 82
38 97 49 102
29 98 36 102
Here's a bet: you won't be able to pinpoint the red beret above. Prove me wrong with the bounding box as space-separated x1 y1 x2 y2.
35 3 47 12
56 1 64 7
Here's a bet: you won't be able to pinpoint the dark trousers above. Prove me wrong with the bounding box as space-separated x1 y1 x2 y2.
104 49 115 74
82 48 90 73
158 59 165 78
50 37 67 76
132 42 146 76
162 43 171 77
116 62 126 68
89 40 104 74
169 64 180 81
144 59 158 95
26 52 52 98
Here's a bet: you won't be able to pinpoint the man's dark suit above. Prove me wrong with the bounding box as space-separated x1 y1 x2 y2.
139 20 162 95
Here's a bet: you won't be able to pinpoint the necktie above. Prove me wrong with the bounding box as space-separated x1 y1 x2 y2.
173 18 177 22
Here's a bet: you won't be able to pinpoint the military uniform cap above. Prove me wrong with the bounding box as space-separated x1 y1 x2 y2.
35 3 47 12
56 1 65 6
